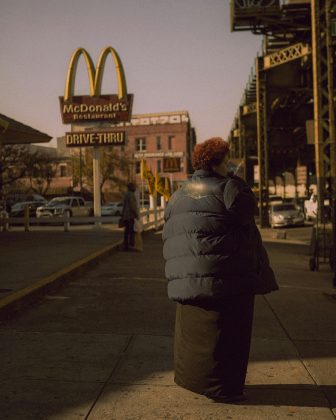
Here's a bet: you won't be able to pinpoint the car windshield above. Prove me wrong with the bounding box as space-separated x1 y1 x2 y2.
273 204 296 212
107 202 122 207
49 198 71 206
12 203 26 210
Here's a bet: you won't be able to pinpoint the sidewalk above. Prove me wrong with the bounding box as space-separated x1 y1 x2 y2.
0 227 335 419
0 225 123 317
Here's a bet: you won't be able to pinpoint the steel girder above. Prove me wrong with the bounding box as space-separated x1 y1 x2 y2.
230 1 313 229
311 0 336 212
256 56 269 227
311 0 336 276
263 42 311 70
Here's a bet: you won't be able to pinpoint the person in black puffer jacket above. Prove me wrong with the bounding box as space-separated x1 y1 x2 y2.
162 137 278 403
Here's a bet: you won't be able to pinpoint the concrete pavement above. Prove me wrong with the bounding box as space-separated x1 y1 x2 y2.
0 225 123 318
0 225 336 418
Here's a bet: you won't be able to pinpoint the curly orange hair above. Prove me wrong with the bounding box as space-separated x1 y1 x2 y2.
192 137 230 170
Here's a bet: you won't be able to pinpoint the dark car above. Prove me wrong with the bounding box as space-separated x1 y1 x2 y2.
6 193 46 209
10 200 47 217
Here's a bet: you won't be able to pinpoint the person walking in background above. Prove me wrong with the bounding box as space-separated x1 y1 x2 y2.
121 182 139 251
162 137 278 403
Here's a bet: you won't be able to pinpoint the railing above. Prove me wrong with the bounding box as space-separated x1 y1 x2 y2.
0 207 165 233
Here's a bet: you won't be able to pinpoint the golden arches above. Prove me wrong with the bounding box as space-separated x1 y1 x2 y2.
64 47 128 101
94 47 127 100
64 48 96 101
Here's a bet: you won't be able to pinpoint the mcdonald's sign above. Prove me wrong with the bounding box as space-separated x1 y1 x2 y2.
163 157 181 173
59 47 133 124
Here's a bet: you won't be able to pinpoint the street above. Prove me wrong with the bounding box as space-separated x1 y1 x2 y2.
0 228 335 419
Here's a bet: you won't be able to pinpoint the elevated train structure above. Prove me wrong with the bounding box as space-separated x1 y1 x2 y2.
228 0 336 278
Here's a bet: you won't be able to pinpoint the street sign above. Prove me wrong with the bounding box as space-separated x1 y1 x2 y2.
296 165 307 185
65 131 126 148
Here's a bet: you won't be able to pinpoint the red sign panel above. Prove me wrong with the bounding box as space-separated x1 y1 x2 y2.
59 94 133 124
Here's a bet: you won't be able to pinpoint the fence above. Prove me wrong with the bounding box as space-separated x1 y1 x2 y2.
0 206 165 233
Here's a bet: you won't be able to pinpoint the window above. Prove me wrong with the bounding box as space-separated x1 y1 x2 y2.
60 165 67 177
168 136 174 150
71 199 79 207
157 160 162 173
135 161 141 174
135 137 146 151
156 136 161 150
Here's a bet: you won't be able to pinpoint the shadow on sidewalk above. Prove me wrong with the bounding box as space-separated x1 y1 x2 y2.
0 232 335 418
242 384 335 407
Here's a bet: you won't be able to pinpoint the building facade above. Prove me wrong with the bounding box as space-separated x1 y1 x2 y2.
118 110 196 188
66 110 196 201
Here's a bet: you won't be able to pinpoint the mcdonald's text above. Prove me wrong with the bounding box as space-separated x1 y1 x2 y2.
59 94 133 124
65 131 126 148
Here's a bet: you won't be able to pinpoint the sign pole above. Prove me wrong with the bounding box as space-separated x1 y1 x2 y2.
93 146 101 226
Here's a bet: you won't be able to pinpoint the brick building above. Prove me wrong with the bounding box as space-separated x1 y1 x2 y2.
117 110 196 187
65 110 196 201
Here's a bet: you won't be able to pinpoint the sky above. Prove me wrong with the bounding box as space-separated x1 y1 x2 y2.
0 0 262 147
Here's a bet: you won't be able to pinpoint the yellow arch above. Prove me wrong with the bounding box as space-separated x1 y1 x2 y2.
94 46 127 99
64 48 96 101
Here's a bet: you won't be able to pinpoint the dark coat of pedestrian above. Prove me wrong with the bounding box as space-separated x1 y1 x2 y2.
121 182 139 251
162 137 278 403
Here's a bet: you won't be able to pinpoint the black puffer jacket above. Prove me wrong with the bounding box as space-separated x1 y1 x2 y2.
162 169 278 302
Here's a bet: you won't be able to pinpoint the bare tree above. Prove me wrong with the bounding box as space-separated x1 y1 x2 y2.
0 144 63 199
26 154 59 195
0 144 39 200
71 147 133 199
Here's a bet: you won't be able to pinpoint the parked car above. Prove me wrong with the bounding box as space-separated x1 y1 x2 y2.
6 193 46 209
101 202 123 216
36 196 90 218
10 200 47 217
269 203 305 228
268 195 283 205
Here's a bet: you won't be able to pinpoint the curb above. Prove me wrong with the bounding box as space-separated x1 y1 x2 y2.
0 240 123 321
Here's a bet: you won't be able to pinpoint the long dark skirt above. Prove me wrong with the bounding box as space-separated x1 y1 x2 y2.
174 294 255 399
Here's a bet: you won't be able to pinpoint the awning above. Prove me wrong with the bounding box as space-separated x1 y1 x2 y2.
0 113 52 145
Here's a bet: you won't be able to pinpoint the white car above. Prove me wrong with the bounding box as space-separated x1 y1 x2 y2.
36 196 90 218
269 203 305 228
101 202 123 216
